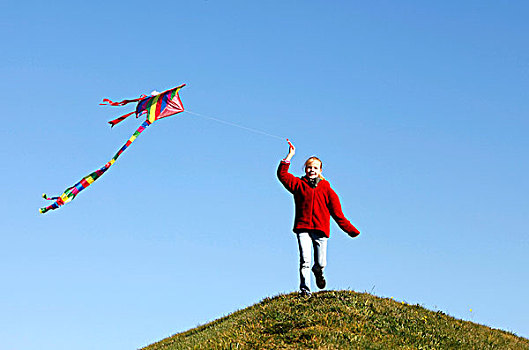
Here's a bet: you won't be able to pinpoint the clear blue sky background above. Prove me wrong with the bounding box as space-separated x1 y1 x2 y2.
2 1 528 349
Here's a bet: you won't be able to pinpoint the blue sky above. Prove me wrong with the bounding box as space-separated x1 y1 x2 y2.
1 1 528 349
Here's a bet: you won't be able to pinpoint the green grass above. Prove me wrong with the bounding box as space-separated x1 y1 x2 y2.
142 290 528 349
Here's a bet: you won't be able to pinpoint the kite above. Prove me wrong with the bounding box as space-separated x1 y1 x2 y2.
39 84 186 214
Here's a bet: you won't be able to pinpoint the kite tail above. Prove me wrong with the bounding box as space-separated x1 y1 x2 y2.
101 93 148 127
100 95 147 106
39 120 152 214
108 111 136 127
42 193 59 200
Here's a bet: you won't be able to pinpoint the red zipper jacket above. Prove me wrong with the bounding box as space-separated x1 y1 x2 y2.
277 160 360 238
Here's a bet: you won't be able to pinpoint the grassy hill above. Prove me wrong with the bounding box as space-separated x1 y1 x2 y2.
142 290 528 349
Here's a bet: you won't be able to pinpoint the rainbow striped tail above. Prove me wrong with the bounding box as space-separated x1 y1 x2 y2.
40 120 152 214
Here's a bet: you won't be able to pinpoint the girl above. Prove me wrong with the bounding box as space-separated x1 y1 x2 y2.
277 140 360 296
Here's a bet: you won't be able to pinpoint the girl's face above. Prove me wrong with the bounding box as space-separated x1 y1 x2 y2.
305 160 322 179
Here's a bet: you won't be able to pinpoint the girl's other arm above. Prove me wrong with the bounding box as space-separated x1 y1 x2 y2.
327 187 360 237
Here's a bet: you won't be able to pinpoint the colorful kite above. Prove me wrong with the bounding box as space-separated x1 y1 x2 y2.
40 84 186 214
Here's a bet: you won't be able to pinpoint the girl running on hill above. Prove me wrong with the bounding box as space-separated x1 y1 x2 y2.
277 140 360 296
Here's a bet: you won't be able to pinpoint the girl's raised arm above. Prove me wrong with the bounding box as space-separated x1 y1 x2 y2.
277 139 300 193
284 139 295 161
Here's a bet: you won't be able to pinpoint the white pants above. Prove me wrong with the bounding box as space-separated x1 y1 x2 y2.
296 231 328 292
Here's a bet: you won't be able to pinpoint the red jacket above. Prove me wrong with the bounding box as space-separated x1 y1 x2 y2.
277 161 360 238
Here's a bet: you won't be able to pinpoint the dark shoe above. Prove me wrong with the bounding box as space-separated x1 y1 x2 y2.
313 267 326 289
299 290 312 297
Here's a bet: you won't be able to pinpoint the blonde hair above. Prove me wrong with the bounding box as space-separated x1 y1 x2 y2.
304 156 325 180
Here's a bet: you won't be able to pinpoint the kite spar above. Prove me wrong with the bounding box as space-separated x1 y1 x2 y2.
40 84 185 214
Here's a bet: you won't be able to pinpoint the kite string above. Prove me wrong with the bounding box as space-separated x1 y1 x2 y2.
185 110 285 141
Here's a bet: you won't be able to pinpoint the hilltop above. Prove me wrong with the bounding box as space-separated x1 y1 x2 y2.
142 290 528 349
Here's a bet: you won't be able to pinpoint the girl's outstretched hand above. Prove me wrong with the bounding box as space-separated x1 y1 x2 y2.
285 139 295 161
